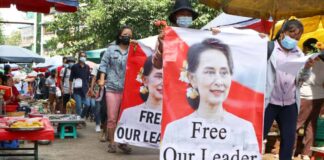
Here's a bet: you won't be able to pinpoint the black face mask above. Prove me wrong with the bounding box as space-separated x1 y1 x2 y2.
119 36 130 45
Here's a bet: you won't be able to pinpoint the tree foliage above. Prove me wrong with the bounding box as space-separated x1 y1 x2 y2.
0 19 5 45
47 0 220 56
5 31 22 46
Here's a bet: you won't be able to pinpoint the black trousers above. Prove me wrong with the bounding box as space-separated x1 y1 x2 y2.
263 103 298 160
100 89 107 125
62 94 71 114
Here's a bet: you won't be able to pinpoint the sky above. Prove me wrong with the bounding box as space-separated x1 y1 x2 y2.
0 6 34 36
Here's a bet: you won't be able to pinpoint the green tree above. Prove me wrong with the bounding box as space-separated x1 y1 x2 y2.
5 31 22 46
0 19 5 44
47 0 220 56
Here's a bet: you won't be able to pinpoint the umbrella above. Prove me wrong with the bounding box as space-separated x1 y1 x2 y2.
0 0 78 14
199 0 324 20
0 45 45 63
33 55 62 72
202 13 273 34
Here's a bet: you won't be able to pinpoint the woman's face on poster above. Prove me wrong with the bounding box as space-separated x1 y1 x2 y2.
144 67 163 100
190 49 232 106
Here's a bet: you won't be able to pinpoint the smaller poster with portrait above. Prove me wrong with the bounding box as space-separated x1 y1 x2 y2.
114 38 163 149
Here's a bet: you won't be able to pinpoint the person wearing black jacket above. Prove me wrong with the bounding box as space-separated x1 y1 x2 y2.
35 73 46 100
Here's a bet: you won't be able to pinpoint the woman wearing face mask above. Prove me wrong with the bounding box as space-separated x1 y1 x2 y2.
162 39 260 158
98 25 134 153
46 70 57 113
61 57 75 114
116 56 163 148
263 19 315 160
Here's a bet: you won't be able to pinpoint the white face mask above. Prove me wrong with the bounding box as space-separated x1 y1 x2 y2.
79 57 86 63
176 16 193 28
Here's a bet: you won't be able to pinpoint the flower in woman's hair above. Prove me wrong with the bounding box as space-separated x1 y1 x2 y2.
316 42 324 50
186 87 199 99
136 67 144 83
140 86 149 94
179 60 190 83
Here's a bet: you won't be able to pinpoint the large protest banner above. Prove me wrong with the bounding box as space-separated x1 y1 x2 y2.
161 27 267 160
114 38 163 149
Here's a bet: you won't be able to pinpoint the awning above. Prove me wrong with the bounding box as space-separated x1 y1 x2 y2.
0 45 45 63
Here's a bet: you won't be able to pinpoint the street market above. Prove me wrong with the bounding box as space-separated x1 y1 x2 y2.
0 0 324 160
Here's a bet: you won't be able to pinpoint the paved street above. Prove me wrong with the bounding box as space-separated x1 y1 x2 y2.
0 121 303 160
0 121 159 160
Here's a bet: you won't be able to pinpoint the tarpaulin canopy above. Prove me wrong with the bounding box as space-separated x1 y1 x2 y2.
272 16 324 48
0 0 78 14
202 13 273 34
199 0 324 20
85 48 106 64
0 45 45 63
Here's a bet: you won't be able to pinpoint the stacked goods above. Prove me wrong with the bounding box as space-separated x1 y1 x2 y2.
66 98 76 114
9 118 44 129
10 121 43 128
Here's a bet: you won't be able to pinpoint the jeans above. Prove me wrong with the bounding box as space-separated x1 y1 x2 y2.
264 103 298 160
93 101 101 125
81 98 101 125
73 93 89 116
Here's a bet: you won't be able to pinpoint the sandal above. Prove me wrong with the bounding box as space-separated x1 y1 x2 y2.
118 144 132 154
107 143 117 153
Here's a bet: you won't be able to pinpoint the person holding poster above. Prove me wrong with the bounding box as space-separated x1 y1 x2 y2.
115 55 163 148
263 19 315 160
152 0 199 69
162 38 260 160
98 25 133 154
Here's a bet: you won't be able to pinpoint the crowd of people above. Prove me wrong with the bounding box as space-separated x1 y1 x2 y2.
0 0 323 159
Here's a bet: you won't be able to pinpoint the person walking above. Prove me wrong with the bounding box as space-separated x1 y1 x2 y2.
69 52 91 116
46 70 57 113
61 57 76 114
98 25 133 153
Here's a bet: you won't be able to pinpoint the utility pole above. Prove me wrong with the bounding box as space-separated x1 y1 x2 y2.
33 13 42 55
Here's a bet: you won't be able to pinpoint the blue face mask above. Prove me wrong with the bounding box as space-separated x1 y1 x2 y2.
68 63 74 68
176 16 193 28
64 64 68 68
281 35 297 50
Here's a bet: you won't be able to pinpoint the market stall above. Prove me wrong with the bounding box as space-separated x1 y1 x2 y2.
46 114 85 139
0 117 54 160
